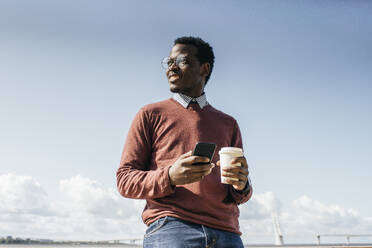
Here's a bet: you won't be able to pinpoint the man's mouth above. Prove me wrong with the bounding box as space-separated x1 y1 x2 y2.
168 73 180 81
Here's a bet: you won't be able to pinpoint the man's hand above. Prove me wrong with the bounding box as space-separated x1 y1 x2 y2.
217 156 249 191
169 151 215 186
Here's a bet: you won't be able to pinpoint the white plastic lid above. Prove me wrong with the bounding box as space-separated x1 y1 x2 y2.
218 147 243 155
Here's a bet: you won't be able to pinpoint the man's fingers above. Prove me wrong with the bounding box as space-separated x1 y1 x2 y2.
230 157 248 169
183 155 210 165
222 166 248 176
184 163 215 173
222 171 247 181
223 176 247 190
187 170 213 181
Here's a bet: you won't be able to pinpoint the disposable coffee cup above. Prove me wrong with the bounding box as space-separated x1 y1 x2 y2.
218 147 244 184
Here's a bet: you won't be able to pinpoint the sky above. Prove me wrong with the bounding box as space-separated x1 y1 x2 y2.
1 0 372 244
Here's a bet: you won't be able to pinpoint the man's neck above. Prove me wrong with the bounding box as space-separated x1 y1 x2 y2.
179 82 205 98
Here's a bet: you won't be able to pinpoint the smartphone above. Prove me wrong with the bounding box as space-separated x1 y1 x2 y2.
192 142 216 165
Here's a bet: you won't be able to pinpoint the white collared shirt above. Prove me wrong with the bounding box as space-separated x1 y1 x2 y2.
172 93 209 109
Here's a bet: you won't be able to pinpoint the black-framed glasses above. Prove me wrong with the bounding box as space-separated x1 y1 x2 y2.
161 55 189 70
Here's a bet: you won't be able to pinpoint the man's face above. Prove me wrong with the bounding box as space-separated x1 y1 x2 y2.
166 44 205 97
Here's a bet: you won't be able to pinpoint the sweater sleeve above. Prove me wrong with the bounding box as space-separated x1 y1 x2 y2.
228 119 253 205
116 107 175 199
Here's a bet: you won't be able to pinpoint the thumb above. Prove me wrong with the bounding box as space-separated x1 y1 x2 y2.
216 160 220 167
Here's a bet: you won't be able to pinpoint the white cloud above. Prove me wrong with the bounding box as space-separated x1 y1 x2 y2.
292 195 359 226
239 193 372 244
239 192 282 243
58 175 137 219
0 174 146 240
287 195 362 235
0 174 51 215
240 191 282 220
1 173 372 244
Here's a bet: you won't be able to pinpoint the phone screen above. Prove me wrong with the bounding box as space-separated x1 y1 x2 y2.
192 142 216 165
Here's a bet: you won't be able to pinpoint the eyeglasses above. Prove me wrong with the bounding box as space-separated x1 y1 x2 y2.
161 55 189 70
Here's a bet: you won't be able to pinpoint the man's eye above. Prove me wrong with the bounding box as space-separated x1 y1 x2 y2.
167 60 174 66
178 59 188 66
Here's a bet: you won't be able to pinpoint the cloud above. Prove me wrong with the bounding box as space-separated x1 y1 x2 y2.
240 191 282 220
239 193 372 244
53 175 147 239
0 174 51 215
0 174 146 240
287 195 363 235
1 173 372 244
239 192 282 243
58 175 138 219
292 195 359 226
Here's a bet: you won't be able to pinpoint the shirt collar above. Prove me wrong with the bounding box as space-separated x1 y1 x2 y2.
172 92 208 109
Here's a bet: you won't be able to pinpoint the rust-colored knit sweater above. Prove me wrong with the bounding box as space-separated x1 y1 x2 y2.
117 98 252 234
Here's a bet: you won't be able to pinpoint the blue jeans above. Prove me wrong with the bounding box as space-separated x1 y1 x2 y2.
143 216 244 248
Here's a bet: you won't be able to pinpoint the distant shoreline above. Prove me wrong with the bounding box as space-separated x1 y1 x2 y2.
1 243 372 248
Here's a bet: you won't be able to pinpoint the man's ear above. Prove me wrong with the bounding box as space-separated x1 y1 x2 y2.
200 63 210 78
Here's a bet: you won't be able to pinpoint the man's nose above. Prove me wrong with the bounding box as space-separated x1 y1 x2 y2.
168 62 179 73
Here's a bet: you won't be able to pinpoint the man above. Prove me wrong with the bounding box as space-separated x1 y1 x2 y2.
117 36 252 247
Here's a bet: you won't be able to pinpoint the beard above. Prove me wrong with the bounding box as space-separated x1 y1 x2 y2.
169 86 181 93
169 84 195 95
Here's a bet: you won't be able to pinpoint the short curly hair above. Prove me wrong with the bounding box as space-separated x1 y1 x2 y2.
174 36 215 85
